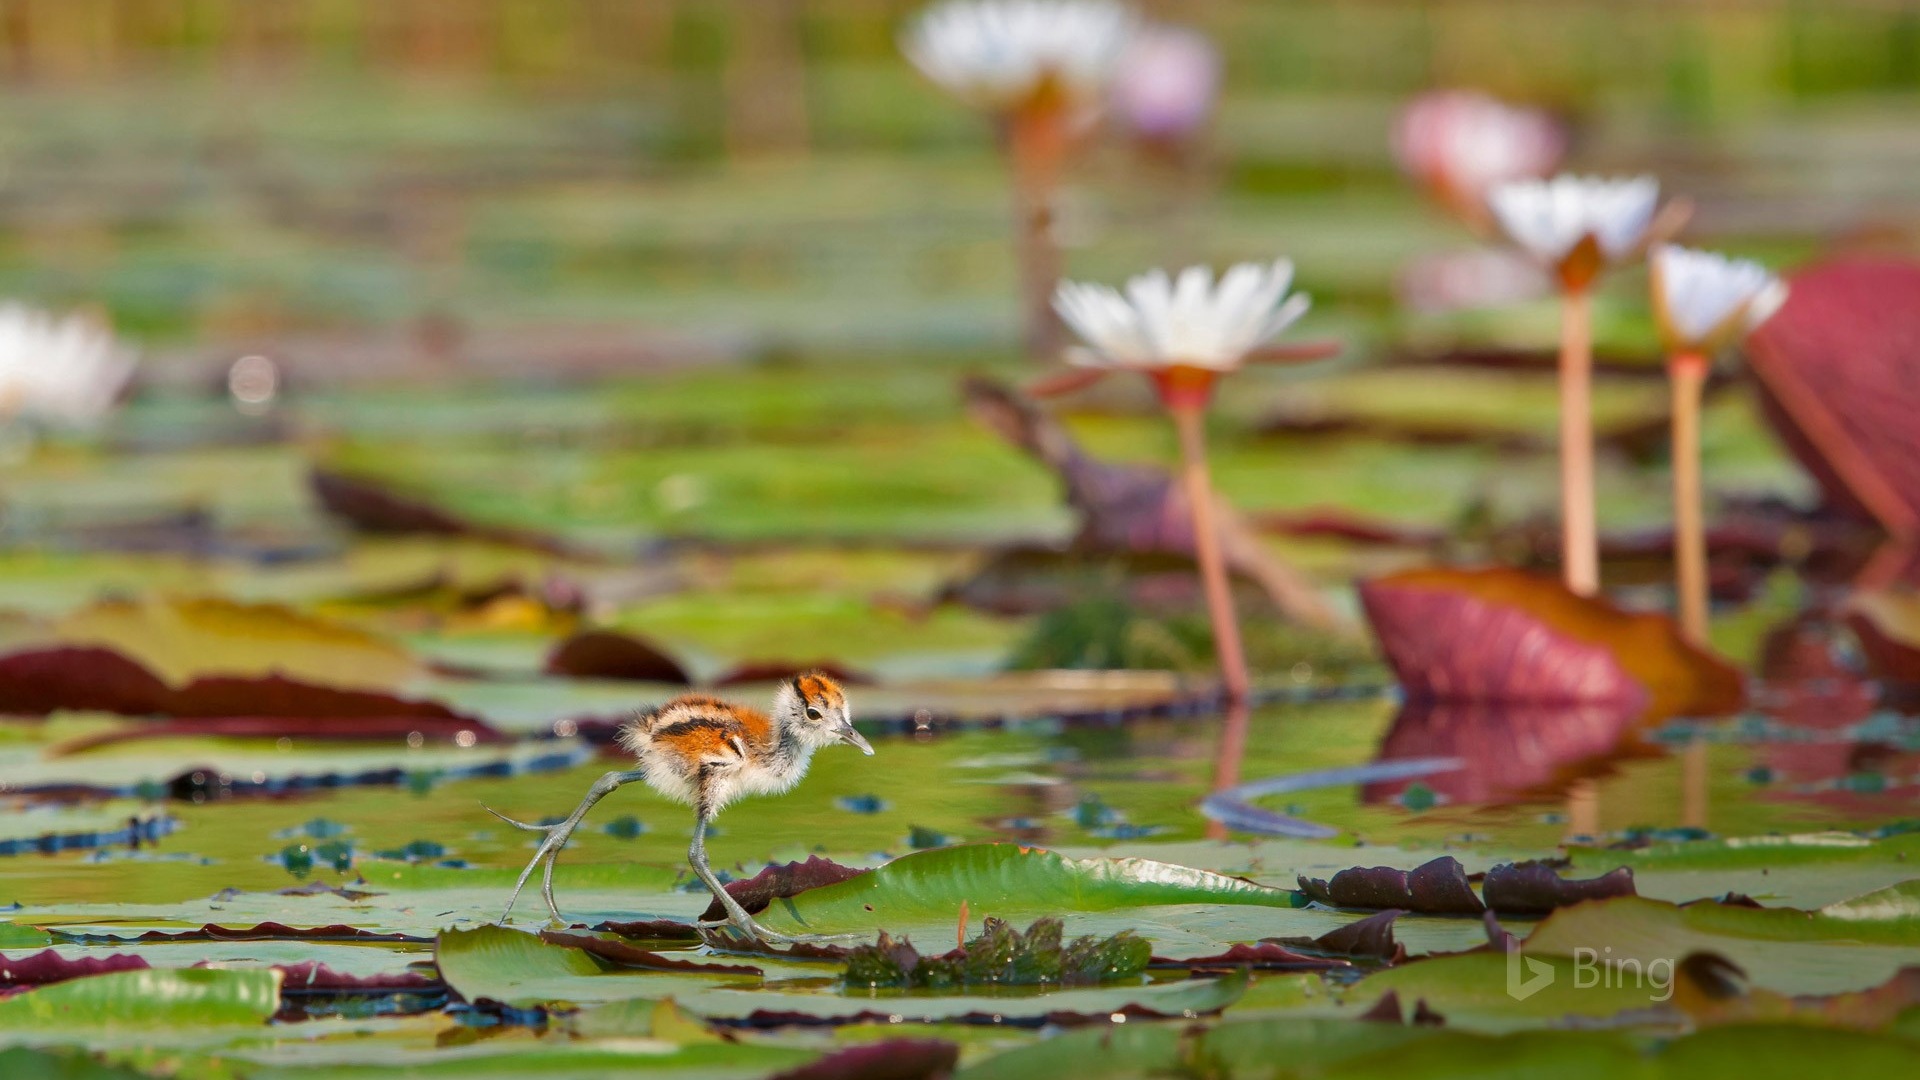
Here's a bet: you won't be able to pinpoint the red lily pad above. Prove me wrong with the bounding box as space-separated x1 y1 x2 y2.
1298 856 1484 915
1358 566 1745 716
1270 909 1406 963
1745 259 1920 569
1162 942 1350 972
310 468 584 558
711 661 874 687
536 932 763 976
698 856 866 923
545 630 691 684
0 645 485 739
0 949 150 995
1481 861 1637 915
271 961 441 993
769 1040 959 1080
61 922 430 944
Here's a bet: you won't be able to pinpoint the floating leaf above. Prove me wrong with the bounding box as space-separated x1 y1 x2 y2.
753 844 1300 937
0 950 149 994
1359 566 1745 715
769 1040 959 1080
1482 861 1637 915
0 968 279 1030
544 629 691 684
682 969 1247 1026
51 597 419 692
435 925 756 1008
310 468 583 558
699 856 866 923
1298 856 1484 915
1522 887 1920 994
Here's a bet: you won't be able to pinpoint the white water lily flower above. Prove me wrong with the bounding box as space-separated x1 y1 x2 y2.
0 303 138 428
1489 174 1660 284
1650 244 1787 355
1053 259 1310 371
903 0 1137 112
1392 91 1565 213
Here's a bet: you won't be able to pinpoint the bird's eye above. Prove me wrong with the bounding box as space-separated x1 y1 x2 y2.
805 706 824 721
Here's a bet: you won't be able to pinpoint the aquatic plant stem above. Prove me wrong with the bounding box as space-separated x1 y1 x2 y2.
1669 353 1710 644
1007 101 1070 362
1170 401 1250 703
1557 285 1600 596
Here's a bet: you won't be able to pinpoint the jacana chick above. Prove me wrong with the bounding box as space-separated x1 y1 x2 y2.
489 674 873 944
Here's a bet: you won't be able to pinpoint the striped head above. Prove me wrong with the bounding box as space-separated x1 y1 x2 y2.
774 673 872 756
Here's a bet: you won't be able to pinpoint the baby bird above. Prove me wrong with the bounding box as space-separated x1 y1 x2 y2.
489 674 873 944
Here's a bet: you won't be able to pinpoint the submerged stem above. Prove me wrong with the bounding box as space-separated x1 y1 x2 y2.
1557 286 1599 596
1170 403 1249 703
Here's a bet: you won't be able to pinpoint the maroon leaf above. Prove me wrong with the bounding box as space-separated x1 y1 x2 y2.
1359 566 1745 716
711 661 874 688
768 1040 959 1080
1272 909 1405 963
1298 856 1484 915
591 919 702 941
1158 942 1350 972
70 922 429 944
1746 259 1920 571
310 468 584 558
536 931 762 976
0 646 486 738
699 856 866 922
272 961 441 993
962 376 1339 628
0 647 171 716
545 630 691 684
0 950 149 995
1480 861 1636 915
1358 989 1406 1023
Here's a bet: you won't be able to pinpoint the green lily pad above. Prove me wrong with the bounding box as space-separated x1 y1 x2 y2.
754 843 1302 936
0 968 280 1031
1521 888 1920 994
434 925 757 1009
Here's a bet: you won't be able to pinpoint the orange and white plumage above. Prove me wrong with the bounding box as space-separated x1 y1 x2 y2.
617 675 866 814
493 673 872 943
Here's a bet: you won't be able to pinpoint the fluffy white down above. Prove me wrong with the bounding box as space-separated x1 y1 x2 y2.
1488 174 1659 266
0 304 138 428
902 0 1136 110
1652 244 1786 347
1052 258 1310 370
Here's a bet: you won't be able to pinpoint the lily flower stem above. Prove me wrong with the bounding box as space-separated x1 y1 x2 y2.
1668 352 1711 645
1007 103 1068 362
1557 285 1600 596
1169 402 1250 703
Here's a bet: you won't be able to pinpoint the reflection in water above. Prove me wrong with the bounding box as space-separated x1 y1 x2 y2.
1363 700 1645 809
1205 702 1251 840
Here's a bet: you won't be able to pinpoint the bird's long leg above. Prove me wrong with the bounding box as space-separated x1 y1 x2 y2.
486 768 644 923
685 812 861 947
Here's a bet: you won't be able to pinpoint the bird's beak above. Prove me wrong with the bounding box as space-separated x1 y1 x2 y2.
837 722 875 756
